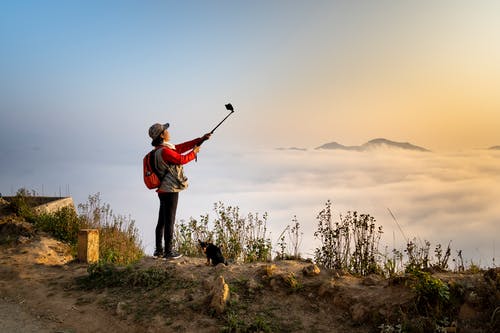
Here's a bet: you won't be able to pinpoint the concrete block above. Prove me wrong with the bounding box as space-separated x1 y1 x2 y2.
78 229 99 263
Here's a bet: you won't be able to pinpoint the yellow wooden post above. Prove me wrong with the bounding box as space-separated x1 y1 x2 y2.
78 229 99 263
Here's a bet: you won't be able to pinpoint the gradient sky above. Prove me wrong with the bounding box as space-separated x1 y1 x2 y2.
1 1 499 264
1 0 500 154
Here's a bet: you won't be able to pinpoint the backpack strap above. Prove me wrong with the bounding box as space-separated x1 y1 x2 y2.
151 147 166 181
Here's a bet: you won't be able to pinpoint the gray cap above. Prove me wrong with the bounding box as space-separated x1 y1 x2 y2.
148 123 169 139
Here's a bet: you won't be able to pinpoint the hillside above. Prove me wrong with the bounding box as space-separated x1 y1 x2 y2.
316 138 430 152
1 207 499 332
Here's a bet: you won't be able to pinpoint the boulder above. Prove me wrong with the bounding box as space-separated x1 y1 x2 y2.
210 275 230 314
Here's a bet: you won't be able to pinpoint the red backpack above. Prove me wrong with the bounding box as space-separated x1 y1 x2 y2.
143 148 162 189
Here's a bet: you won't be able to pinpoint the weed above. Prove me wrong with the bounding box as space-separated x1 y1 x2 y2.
77 262 169 290
7 189 143 265
78 193 143 265
407 269 450 317
175 215 212 257
176 202 272 263
8 188 39 222
35 207 81 245
378 323 402 333
434 242 452 271
275 216 302 260
282 272 302 292
314 200 382 276
221 309 275 333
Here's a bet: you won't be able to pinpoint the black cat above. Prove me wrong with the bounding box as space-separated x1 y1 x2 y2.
198 240 227 266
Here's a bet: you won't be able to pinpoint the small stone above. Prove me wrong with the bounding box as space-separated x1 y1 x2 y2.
302 264 321 277
116 301 128 317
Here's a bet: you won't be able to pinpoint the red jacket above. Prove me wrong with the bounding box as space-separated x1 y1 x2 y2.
155 138 203 193
157 138 203 165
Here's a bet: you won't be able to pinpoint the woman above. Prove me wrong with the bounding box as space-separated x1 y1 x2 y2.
148 122 211 259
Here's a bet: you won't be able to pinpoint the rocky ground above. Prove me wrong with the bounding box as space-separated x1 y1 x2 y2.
0 207 499 332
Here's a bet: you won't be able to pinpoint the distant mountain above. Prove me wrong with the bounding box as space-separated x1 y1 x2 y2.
316 138 430 152
489 146 500 150
315 142 363 151
275 147 307 151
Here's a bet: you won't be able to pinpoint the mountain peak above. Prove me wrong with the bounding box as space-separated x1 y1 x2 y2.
316 138 430 152
362 138 430 152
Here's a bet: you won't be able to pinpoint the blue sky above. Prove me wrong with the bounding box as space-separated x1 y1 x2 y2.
2 1 500 156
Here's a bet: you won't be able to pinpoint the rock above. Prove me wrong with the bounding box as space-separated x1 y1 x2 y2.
210 275 230 314
260 264 276 277
318 279 337 297
350 303 368 323
302 264 320 277
215 262 227 274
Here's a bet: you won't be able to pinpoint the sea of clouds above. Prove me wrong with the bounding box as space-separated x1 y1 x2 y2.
1 147 499 267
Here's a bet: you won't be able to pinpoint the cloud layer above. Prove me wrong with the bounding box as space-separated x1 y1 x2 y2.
185 148 500 266
1 147 498 267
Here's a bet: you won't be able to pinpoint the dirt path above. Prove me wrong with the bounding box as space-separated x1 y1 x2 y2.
0 235 147 333
0 298 53 333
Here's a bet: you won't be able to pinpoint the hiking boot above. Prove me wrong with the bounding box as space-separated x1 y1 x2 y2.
162 250 183 260
153 248 164 258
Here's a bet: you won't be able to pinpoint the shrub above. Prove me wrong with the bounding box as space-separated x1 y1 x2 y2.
9 190 144 265
35 206 82 245
175 215 212 257
177 202 272 263
314 200 382 275
408 269 450 316
77 193 143 265
8 188 38 222
78 262 168 290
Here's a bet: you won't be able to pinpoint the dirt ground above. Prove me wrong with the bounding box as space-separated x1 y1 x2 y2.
0 215 498 332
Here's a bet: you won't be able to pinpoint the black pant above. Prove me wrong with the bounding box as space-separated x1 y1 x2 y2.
155 192 179 253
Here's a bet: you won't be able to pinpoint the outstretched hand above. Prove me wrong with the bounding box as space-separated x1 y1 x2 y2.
201 133 212 141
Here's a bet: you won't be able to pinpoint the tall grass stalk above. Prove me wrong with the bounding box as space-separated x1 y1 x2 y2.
314 200 382 275
78 193 143 265
176 202 272 262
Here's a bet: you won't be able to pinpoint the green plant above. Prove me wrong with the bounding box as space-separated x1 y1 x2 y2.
282 272 302 292
405 238 431 272
78 262 169 290
378 323 402 333
275 216 303 260
175 215 212 257
408 269 450 316
433 242 451 271
178 202 272 263
77 193 143 265
221 310 274 333
8 188 38 222
314 200 382 275
35 206 82 245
